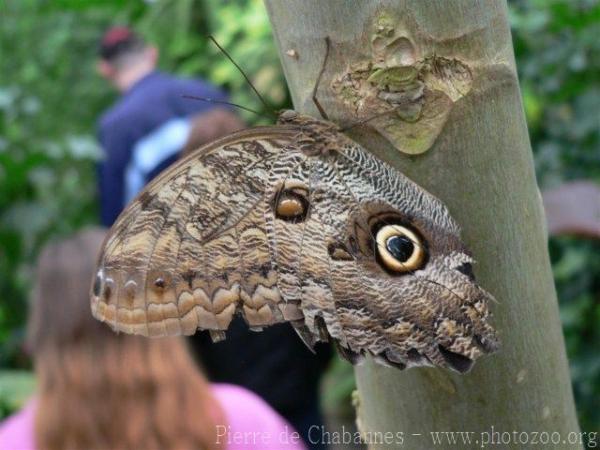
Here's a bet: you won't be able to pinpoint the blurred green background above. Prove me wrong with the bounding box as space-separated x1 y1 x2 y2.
0 0 598 438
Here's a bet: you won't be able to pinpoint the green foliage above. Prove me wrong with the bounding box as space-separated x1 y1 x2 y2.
0 0 288 374
511 0 600 187
0 371 36 418
137 0 288 122
511 0 600 436
551 239 600 433
0 0 111 369
0 0 598 438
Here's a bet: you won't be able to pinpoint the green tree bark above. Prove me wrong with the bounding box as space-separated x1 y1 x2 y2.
264 1 582 449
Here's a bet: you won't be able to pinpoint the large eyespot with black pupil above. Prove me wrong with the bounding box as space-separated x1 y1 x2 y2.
375 224 425 273
274 184 309 223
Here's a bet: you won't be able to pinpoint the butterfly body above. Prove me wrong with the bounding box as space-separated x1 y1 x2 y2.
92 110 498 373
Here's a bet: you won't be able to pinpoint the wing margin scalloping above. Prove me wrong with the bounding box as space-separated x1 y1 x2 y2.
91 126 300 336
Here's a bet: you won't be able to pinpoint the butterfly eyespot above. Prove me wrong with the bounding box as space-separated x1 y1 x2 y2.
124 280 138 300
103 278 114 301
277 198 304 217
375 224 425 273
93 270 103 297
182 270 196 289
274 187 309 222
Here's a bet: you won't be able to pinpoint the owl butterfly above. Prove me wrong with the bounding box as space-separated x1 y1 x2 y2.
91 40 499 374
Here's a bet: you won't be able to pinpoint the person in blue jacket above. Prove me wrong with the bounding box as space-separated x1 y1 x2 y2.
96 27 332 449
96 26 243 226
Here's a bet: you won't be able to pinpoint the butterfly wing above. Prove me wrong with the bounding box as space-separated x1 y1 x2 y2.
91 127 304 338
299 141 499 371
91 111 498 373
266 147 408 356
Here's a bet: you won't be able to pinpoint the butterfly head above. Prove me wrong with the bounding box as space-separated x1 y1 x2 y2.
276 110 346 158
277 109 301 123
277 109 339 131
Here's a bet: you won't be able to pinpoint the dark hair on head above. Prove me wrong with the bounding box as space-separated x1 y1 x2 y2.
28 227 225 450
98 26 146 62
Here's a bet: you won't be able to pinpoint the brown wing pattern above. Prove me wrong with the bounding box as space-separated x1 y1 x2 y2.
91 128 299 337
91 112 499 373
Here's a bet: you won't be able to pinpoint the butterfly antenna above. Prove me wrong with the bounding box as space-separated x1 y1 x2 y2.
340 109 396 132
312 37 331 121
182 95 271 119
207 35 273 115
340 97 417 132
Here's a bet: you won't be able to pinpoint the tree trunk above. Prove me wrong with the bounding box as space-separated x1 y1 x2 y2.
264 1 582 449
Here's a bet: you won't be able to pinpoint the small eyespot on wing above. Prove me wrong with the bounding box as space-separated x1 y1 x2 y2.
91 129 300 338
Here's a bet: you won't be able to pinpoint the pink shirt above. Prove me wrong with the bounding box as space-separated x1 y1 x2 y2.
0 384 306 450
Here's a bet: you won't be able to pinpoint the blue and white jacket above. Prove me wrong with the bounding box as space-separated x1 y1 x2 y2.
97 71 228 226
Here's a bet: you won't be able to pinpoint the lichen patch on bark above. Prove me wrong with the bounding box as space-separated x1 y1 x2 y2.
352 389 369 444
331 11 474 155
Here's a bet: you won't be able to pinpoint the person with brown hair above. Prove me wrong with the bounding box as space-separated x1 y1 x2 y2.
0 228 306 450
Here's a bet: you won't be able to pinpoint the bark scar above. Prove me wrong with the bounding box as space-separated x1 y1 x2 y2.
331 11 473 155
